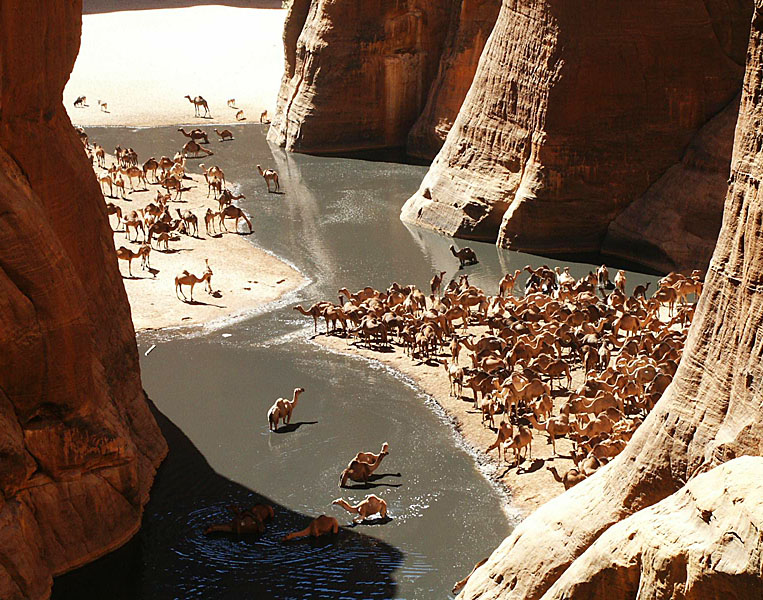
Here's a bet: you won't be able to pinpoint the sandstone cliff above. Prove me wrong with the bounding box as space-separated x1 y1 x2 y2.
0 2 166 599
268 0 500 159
402 0 754 273
458 3 763 597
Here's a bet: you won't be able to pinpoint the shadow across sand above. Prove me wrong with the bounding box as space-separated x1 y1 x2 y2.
83 0 283 14
52 401 403 600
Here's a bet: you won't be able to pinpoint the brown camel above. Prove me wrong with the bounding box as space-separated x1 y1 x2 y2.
332 495 388 523
178 127 209 144
106 202 122 229
546 465 586 490
182 140 213 158
200 164 226 187
205 504 274 535
354 442 389 464
430 270 446 296
227 98 236 108
214 128 234 141
204 208 220 235
257 164 280 192
504 425 532 467
185 94 211 117
217 189 245 211
498 269 521 297
236 109 246 121
98 173 113 197
340 450 388 487
122 210 144 241
219 205 253 233
175 208 198 237
115 244 151 277
161 175 184 200
526 414 570 456
260 109 269 123
93 143 106 168
293 303 331 333
486 420 513 462
142 157 159 182
282 515 339 542
175 260 213 302
449 245 478 268
120 166 148 191
267 387 305 430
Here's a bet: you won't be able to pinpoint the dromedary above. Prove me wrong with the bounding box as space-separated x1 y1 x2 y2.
115 244 151 277
293 303 330 333
175 260 213 302
219 205 252 233
339 450 388 487
257 164 279 192
178 127 209 144
182 140 213 158
267 387 305 431
204 504 274 535
214 128 234 141
185 95 211 118
281 515 339 542
546 465 586 490
332 495 388 523
450 245 478 268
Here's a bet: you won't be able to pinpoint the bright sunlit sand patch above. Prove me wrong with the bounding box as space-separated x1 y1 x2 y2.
65 5 285 127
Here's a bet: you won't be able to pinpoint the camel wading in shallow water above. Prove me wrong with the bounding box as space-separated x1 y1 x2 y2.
332 495 388 523
267 387 305 431
185 94 211 117
219 205 252 234
214 128 234 141
449 244 478 268
340 447 389 487
175 259 213 302
257 164 279 192
178 127 209 144
182 140 213 158
281 515 339 542
205 504 274 535
293 303 331 333
354 442 389 464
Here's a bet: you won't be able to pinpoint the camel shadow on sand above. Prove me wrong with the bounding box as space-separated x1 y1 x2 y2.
498 457 544 478
181 299 226 308
273 421 318 434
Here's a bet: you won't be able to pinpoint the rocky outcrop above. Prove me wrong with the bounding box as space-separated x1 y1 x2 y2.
268 0 499 159
458 3 763 597
0 2 166 599
402 0 753 272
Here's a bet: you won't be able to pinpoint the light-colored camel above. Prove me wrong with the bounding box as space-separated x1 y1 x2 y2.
486 420 514 462
340 451 388 487
120 166 147 191
185 95 210 117
219 205 252 233
332 495 388 523
453 558 489 595
204 208 220 235
503 425 532 467
113 175 126 199
115 244 151 276
277 387 305 427
98 173 113 196
293 303 330 333
175 260 213 302
178 127 209 144
94 144 106 168
182 140 213 158
122 210 144 241
499 269 521 297
354 442 389 465
257 164 279 192
282 515 339 542
546 465 586 490
450 245 478 267
216 189 245 211
526 413 570 456
214 128 234 141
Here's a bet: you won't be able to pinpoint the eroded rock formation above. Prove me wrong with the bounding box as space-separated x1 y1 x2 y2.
402 0 754 273
458 3 763 596
0 2 166 599
268 0 500 159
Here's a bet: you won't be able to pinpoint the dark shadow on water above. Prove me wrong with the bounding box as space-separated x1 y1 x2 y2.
347 516 393 528
273 420 318 434
84 1 284 15
52 401 403 599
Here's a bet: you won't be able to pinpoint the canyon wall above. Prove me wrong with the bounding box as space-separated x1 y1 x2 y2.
268 0 500 159
401 0 754 273
457 2 763 597
0 2 166 599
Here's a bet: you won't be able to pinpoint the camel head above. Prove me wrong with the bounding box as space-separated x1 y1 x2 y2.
294 387 305 395
380 442 389 453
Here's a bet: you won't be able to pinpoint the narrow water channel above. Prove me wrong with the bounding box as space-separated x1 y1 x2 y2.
53 125 657 599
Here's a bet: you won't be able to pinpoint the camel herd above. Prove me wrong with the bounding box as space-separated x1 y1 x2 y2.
295 264 700 499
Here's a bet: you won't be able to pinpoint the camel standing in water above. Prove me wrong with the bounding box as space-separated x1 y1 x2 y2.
282 515 339 542
178 127 209 144
257 164 279 192
175 260 213 302
267 387 305 431
185 95 211 117
214 128 234 141
339 447 389 487
182 140 213 158
332 495 388 523
293 303 330 333
450 245 478 268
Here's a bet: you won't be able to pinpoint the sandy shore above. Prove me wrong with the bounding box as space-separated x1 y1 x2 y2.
65 5 285 128
313 331 580 514
100 160 304 332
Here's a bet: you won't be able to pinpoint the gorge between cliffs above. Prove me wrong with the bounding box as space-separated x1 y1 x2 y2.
2 1 763 599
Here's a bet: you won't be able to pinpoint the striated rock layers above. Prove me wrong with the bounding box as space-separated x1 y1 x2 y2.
0 2 166 599
268 0 500 159
457 3 763 597
402 0 754 273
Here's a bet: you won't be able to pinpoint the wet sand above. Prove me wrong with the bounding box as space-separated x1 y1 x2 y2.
65 5 285 127
99 153 305 331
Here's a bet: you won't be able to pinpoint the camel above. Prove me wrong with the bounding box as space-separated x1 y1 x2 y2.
236 109 246 121
147 219 181 245
227 98 236 108
204 208 220 235
282 515 339 542
614 269 626 294
450 245 478 268
499 269 521 297
200 164 226 188
93 144 106 168
332 495 388 523
214 128 234 141
155 231 170 251
120 166 147 191
115 244 151 277
98 173 113 197
217 189 245 211
182 140 213 158
73 95 86 108
219 205 253 233
260 110 269 123
504 425 532 467
122 210 144 241
97 99 108 113
486 420 514 462
106 203 122 229
175 208 198 237
546 465 586 490
175 260 213 302
142 157 159 182
430 270 446 296
354 442 389 465
161 175 184 200
257 164 280 193
113 175 126 199
339 451 388 487
293 303 330 333
453 558 489 595
276 387 305 428
185 95 210 118
205 504 274 535
178 127 209 144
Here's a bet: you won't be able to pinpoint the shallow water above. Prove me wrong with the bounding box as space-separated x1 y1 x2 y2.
53 125 657 599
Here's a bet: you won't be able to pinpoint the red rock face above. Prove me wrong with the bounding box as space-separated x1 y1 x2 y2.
402 0 753 273
268 0 500 159
0 2 166 599
458 3 763 597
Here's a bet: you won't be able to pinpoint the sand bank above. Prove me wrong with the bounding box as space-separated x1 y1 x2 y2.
65 5 286 128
